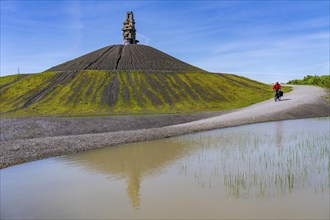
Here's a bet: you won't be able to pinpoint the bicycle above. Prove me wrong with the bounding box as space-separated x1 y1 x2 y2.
274 90 282 102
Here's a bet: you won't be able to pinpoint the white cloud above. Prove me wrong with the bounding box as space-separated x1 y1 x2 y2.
192 29 329 83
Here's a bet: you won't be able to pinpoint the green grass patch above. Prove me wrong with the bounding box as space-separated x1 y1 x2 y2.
0 74 25 87
0 72 57 113
1 70 285 117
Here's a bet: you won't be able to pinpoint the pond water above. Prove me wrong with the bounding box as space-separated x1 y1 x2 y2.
1 118 329 219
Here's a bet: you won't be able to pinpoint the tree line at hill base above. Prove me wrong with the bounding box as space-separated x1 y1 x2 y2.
287 75 330 88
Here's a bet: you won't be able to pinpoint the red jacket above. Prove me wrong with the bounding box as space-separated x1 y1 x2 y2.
273 83 281 90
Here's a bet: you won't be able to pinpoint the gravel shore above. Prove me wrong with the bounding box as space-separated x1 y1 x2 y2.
1 85 329 169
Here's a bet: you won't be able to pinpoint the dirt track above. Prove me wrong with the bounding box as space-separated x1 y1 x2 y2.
0 85 329 168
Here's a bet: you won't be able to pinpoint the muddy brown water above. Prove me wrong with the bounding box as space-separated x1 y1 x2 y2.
1 118 329 219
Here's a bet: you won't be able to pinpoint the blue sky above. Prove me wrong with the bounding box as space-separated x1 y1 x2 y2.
1 0 329 83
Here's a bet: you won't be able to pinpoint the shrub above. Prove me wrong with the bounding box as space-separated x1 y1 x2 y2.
287 75 330 88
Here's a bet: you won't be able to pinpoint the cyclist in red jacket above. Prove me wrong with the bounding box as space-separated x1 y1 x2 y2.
273 81 282 101
273 81 282 91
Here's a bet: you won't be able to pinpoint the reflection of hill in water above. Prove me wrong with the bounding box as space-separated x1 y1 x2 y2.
61 118 329 206
65 139 196 208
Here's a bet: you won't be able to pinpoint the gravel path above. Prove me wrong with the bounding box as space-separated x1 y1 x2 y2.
1 85 329 168
170 85 329 130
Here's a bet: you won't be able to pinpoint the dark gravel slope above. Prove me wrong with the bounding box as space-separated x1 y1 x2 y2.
46 45 202 72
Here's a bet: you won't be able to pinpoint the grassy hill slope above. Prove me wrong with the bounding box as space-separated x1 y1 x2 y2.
0 70 274 117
